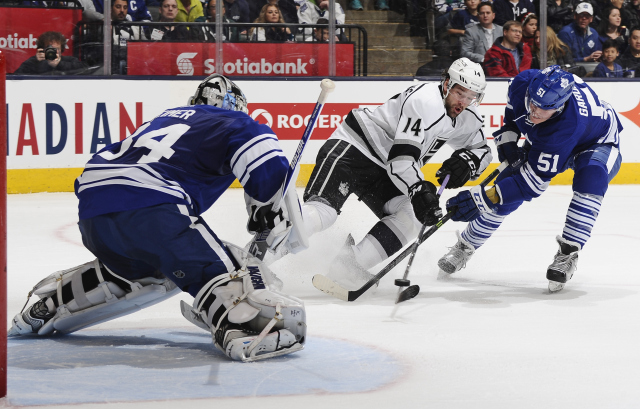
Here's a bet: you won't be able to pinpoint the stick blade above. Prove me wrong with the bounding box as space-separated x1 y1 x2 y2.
312 274 349 301
396 285 420 304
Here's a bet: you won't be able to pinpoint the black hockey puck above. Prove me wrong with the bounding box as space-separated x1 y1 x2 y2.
394 278 410 287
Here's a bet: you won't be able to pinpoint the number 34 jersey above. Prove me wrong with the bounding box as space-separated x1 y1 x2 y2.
75 105 289 220
496 70 623 205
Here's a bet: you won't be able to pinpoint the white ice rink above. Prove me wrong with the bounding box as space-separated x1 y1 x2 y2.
5 185 640 409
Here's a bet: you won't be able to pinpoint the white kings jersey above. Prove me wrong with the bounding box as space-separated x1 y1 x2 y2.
329 82 492 196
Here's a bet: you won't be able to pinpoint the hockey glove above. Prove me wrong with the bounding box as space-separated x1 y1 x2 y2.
247 203 292 252
436 149 480 189
446 185 499 222
494 130 526 168
409 181 442 226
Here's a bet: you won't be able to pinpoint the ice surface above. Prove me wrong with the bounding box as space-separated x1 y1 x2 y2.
5 186 640 408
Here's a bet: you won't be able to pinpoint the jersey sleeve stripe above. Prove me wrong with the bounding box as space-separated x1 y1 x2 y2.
389 142 421 162
519 162 549 196
230 133 280 170
237 150 286 186
78 178 190 201
231 136 286 181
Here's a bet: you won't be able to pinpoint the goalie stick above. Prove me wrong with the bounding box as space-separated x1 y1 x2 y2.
249 79 335 260
312 162 508 302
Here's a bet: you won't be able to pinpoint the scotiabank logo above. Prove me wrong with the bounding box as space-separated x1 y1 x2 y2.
177 52 197 76
249 103 365 140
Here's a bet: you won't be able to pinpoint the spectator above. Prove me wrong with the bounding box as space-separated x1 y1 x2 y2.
112 0 145 74
547 0 574 32
558 2 603 62
461 1 503 64
521 12 537 49
175 0 204 21
224 0 251 26
531 26 575 68
14 31 88 75
447 0 480 37
77 0 104 21
251 0 299 23
622 0 640 29
127 0 153 21
617 26 640 76
484 20 532 76
493 0 534 26
148 0 201 40
197 0 238 41
593 38 625 76
349 0 388 10
305 17 344 41
250 3 294 41
598 7 629 53
296 0 345 38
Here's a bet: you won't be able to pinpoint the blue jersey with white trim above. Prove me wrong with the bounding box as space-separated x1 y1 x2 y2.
75 105 288 220
496 69 622 205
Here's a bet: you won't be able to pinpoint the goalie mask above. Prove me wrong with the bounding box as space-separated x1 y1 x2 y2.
189 74 248 114
441 57 486 106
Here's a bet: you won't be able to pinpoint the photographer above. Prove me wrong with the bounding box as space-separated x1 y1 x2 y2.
14 32 88 75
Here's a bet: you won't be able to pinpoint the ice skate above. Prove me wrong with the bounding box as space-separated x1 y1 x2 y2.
438 231 475 274
8 298 55 337
547 235 580 292
326 234 375 290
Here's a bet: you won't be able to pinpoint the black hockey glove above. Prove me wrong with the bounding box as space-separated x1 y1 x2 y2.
247 203 286 234
436 149 480 189
409 181 442 226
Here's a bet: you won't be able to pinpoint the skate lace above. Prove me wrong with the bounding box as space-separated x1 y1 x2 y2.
550 252 578 271
446 242 474 268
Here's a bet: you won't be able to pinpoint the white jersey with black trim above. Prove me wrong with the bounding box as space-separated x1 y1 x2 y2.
329 82 491 195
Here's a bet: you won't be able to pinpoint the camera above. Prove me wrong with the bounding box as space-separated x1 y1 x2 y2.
44 46 58 61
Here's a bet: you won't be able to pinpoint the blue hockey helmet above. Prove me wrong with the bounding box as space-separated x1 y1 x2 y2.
525 66 575 113
189 74 248 114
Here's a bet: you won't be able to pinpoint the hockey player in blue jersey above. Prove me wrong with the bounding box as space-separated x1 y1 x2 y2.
8 74 308 362
438 66 623 292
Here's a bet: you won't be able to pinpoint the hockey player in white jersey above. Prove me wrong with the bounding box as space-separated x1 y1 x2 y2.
298 58 493 287
7 74 307 362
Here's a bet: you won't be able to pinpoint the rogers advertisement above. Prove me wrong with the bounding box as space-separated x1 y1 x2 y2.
127 42 355 76
0 7 83 74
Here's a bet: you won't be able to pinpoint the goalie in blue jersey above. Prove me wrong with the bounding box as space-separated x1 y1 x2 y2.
8 74 308 362
438 66 623 292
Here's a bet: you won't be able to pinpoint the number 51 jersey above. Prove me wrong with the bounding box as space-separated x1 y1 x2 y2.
75 105 289 220
496 70 622 204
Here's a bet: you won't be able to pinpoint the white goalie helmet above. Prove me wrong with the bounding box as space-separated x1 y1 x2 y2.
188 74 248 114
442 57 486 106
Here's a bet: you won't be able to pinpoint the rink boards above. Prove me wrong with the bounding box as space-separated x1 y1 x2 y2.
6 78 640 193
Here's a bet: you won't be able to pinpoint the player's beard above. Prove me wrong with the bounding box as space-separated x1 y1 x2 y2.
444 98 464 119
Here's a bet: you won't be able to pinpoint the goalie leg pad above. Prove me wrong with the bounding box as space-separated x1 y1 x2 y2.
181 248 306 362
9 259 180 336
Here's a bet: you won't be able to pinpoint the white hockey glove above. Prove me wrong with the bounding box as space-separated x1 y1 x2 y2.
180 243 306 362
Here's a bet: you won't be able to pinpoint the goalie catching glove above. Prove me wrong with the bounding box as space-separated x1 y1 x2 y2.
180 243 306 362
436 149 480 189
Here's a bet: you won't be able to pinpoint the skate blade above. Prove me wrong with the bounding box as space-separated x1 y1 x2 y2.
548 281 565 293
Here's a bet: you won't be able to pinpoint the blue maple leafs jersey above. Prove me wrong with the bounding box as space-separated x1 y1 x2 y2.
75 105 289 220
495 70 622 205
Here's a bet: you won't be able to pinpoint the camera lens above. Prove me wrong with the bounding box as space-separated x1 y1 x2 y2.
44 46 58 61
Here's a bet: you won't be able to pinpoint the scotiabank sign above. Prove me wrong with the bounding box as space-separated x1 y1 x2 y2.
0 7 82 73
127 42 354 76
248 103 366 140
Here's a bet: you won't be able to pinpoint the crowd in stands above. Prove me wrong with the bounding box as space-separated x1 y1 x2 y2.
423 0 640 77
9 0 640 77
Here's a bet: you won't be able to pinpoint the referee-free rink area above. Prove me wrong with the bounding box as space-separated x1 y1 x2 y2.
5 184 640 409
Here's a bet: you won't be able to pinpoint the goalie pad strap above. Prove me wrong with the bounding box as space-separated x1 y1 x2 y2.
51 262 135 308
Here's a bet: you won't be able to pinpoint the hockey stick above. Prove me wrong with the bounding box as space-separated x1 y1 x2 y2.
394 174 450 304
249 79 336 260
312 162 508 302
